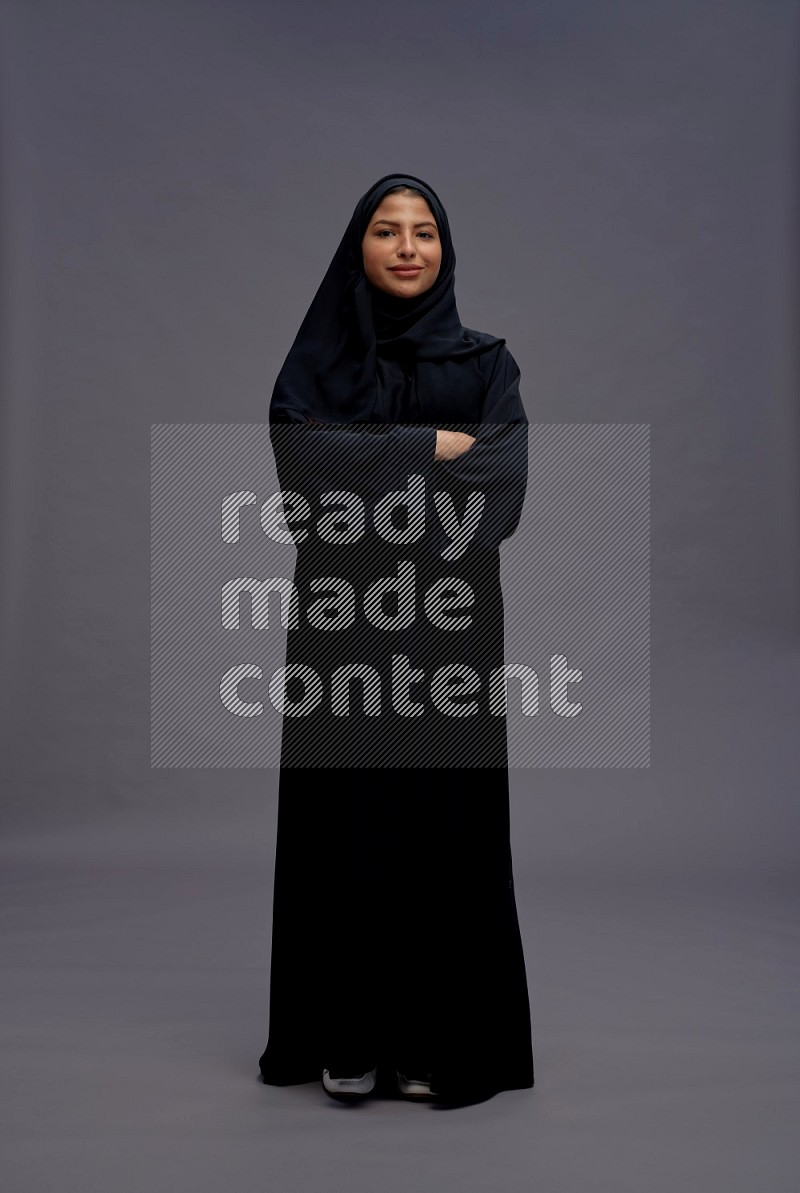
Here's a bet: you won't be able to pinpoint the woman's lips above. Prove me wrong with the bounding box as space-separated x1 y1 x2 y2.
389 266 422 275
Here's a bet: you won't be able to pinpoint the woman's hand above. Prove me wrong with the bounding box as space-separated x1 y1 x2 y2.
434 430 476 461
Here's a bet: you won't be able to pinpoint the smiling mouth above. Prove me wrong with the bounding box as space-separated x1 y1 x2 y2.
390 266 422 274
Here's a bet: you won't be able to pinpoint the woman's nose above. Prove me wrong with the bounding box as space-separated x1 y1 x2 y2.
397 234 416 257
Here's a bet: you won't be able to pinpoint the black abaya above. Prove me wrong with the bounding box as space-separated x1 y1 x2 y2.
257 175 534 1103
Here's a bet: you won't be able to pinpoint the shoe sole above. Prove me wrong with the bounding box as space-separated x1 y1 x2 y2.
397 1076 435 1100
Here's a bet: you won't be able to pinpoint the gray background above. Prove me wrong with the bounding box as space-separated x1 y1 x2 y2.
1 0 798 1189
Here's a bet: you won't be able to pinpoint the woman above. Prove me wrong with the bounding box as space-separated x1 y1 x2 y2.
257 173 534 1106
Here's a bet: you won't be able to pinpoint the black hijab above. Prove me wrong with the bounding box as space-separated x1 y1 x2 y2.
269 173 503 425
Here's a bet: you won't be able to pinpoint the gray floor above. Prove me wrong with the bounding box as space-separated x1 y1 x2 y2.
2 636 799 1191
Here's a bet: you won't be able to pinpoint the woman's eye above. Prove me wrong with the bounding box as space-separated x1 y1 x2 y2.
419 232 435 239
376 229 394 237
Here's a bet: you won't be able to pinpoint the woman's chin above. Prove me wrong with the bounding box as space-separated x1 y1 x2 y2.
369 272 434 299
382 282 426 299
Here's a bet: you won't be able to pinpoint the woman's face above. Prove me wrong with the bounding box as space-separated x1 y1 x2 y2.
361 193 442 298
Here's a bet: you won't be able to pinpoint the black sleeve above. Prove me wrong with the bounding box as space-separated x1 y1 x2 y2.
430 345 529 555
268 417 438 535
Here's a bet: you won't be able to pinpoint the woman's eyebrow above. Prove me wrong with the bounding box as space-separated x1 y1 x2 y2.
372 219 437 229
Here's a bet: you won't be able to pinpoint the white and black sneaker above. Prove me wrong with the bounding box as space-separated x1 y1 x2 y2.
396 1070 435 1099
322 1067 377 1100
